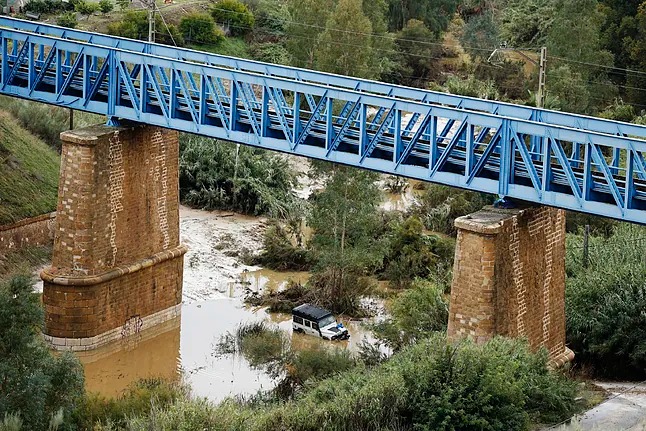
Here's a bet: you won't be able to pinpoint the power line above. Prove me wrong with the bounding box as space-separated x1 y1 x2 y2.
548 55 646 78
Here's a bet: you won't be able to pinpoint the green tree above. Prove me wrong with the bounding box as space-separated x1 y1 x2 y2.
98 0 113 14
210 0 255 36
383 216 454 289
315 0 377 78
179 135 301 218
74 0 98 19
116 0 129 11
56 11 78 28
285 0 334 68
390 19 441 86
307 164 384 313
387 0 460 33
179 13 225 45
0 277 85 430
107 10 184 46
372 279 449 350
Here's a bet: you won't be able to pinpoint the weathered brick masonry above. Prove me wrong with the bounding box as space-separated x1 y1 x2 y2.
41 124 186 351
0 212 56 253
447 206 573 364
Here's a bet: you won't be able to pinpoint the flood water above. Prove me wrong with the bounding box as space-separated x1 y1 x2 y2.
50 175 413 402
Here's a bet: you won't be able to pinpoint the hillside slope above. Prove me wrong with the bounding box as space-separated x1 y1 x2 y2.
0 110 60 225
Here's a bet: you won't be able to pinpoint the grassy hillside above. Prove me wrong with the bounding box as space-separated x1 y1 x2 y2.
0 110 59 225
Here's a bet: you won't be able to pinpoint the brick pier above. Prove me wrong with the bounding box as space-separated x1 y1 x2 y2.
447 206 574 365
41 124 186 351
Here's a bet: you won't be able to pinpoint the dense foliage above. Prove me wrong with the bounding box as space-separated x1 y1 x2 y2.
107 10 184 46
0 277 85 430
566 223 646 378
179 134 302 218
211 0 255 36
179 13 225 45
85 336 577 431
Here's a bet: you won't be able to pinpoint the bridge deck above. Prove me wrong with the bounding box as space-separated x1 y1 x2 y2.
1 18 646 224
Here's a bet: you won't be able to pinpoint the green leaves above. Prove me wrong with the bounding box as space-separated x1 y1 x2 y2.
179 135 302 219
0 277 85 430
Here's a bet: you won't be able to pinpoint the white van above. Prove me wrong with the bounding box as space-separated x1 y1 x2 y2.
292 303 350 341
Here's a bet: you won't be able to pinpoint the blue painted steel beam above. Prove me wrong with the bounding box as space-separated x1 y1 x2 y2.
1 24 646 224
2 16 646 140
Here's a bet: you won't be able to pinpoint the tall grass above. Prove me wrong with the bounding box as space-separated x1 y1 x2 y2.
566 223 646 378
106 335 577 431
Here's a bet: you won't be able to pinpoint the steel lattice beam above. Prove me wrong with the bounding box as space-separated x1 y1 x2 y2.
1 22 646 224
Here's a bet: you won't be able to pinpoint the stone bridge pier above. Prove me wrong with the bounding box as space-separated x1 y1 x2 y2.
447 206 574 366
41 124 186 351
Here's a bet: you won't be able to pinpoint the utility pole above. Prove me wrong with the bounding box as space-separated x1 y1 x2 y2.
583 224 590 269
143 0 155 42
536 47 547 109
487 45 548 108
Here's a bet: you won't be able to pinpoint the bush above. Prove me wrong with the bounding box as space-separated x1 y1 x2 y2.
56 11 78 28
75 379 186 429
98 0 114 14
250 42 292 65
24 0 64 14
373 279 449 351
210 0 255 36
216 322 288 372
0 277 85 430
566 223 646 378
409 184 492 235
74 0 99 18
108 336 577 431
179 134 302 218
383 216 455 289
107 10 184 46
252 223 312 271
179 13 225 45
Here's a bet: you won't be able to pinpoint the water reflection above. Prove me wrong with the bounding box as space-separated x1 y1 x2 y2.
78 317 181 398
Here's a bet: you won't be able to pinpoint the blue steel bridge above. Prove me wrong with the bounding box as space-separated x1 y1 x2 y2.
1 17 646 224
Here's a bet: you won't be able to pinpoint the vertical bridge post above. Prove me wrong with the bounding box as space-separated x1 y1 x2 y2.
41 124 187 351
447 206 574 366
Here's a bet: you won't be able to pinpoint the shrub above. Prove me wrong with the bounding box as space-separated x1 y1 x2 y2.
107 10 184 46
74 0 99 19
383 216 455 289
216 322 288 372
179 13 225 45
373 279 449 351
0 277 85 430
179 134 302 218
56 11 78 28
252 222 312 271
566 223 646 378
409 184 492 235
250 42 292 65
75 379 186 429
98 0 114 14
210 0 255 36
24 0 64 14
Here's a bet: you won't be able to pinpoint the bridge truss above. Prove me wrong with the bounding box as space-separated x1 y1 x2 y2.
1 17 646 224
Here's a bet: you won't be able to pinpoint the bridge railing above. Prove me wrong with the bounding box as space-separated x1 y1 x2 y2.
1 25 646 224
2 16 646 141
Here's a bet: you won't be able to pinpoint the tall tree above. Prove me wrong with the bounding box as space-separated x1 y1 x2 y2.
316 0 377 78
285 0 334 69
389 19 442 86
307 165 384 312
387 0 460 34
0 277 85 430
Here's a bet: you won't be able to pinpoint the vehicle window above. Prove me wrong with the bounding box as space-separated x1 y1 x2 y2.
293 316 303 324
319 315 336 327
312 322 319 330
305 320 311 327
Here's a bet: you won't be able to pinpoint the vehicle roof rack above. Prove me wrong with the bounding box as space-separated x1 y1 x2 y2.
292 303 333 321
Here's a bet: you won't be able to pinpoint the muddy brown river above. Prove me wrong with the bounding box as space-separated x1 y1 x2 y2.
35 179 414 402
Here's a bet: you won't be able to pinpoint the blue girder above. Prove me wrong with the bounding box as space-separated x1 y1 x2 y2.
1 17 646 224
